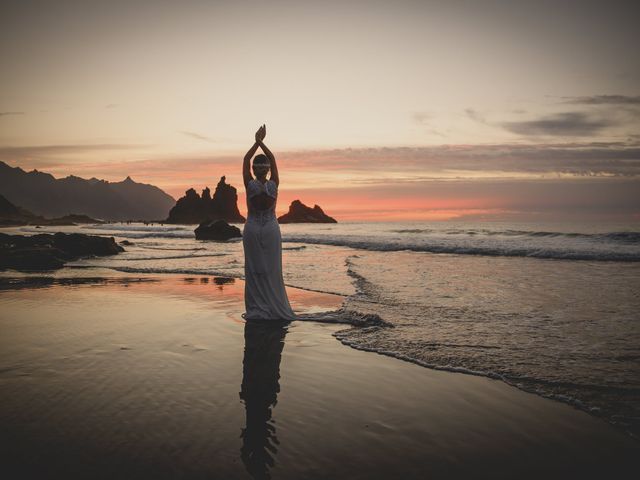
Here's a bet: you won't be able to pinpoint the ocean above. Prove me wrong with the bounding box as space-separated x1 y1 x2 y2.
4 220 640 438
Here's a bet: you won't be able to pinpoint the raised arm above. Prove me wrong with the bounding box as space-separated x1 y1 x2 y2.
258 138 279 186
243 125 266 187
243 141 259 188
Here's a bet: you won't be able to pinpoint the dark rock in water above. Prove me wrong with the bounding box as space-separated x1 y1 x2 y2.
277 200 337 223
0 232 124 271
195 220 242 241
1 245 67 270
166 176 246 224
51 232 123 256
165 187 205 224
120 240 135 246
211 176 245 222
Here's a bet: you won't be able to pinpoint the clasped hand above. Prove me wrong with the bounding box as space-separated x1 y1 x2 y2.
255 124 266 142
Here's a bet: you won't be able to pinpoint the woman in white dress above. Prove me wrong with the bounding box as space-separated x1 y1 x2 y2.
241 124 297 321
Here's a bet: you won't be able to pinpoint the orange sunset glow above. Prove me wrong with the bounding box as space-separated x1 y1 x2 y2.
1 1 639 221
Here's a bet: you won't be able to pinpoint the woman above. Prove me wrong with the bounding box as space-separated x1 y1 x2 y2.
241 124 296 320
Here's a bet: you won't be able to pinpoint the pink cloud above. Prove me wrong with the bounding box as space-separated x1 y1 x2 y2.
4 143 640 221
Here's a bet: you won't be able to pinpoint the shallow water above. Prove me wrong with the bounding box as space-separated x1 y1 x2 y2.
3 220 640 437
0 275 637 479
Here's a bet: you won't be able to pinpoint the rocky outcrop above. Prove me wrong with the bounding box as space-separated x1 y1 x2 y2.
277 200 337 223
0 161 175 221
0 194 102 226
194 220 242 241
0 232 124 271
166 187 202 223
166 176 245 224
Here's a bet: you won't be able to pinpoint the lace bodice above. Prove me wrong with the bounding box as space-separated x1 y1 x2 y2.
246 179 278 225
247 178 277 199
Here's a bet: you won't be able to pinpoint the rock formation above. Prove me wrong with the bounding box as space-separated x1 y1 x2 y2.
195 220 242 241
0 232 124 271
277 200 337 223
166 176 245 224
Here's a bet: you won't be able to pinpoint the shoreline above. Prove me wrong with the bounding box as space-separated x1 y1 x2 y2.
0 269 638 479
1 266 638 440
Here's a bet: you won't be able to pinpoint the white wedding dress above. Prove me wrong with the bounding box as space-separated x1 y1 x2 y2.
242 179 297 320
241 179 366 325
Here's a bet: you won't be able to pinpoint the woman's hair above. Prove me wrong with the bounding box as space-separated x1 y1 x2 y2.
253 154 270 166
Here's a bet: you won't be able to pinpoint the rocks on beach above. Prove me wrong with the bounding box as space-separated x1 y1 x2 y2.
0 232 124 271
194 220 242 241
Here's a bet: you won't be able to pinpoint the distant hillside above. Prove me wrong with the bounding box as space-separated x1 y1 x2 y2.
0 194 34 225
0 162 175 221
0 194 102 226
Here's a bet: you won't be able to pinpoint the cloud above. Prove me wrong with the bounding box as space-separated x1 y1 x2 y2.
179 130 215 143
412 111 430 124
561 95 640 105
411 111 447 137
275 177 640 221
465 108 488 124
5 141 640 204
501 112 613 136
6 144 639 221
0 111 25 117
277 142 640 178
0 143 150 161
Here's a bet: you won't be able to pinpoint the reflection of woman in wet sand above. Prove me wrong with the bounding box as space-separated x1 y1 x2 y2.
239 320 288 479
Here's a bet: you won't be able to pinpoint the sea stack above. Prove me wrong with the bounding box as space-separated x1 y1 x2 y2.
166 176 246 224
277 200 337 223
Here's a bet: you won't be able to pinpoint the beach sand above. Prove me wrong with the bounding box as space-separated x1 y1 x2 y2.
0 269 637 479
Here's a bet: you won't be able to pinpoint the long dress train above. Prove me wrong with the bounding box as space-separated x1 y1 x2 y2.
241 179 378 325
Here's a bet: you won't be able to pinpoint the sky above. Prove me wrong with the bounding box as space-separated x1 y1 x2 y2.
1 0 639 221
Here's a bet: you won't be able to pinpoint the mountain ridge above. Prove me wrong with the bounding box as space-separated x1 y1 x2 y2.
0 161 175 221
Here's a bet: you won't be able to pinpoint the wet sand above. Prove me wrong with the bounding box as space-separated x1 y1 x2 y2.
0 269 638 479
